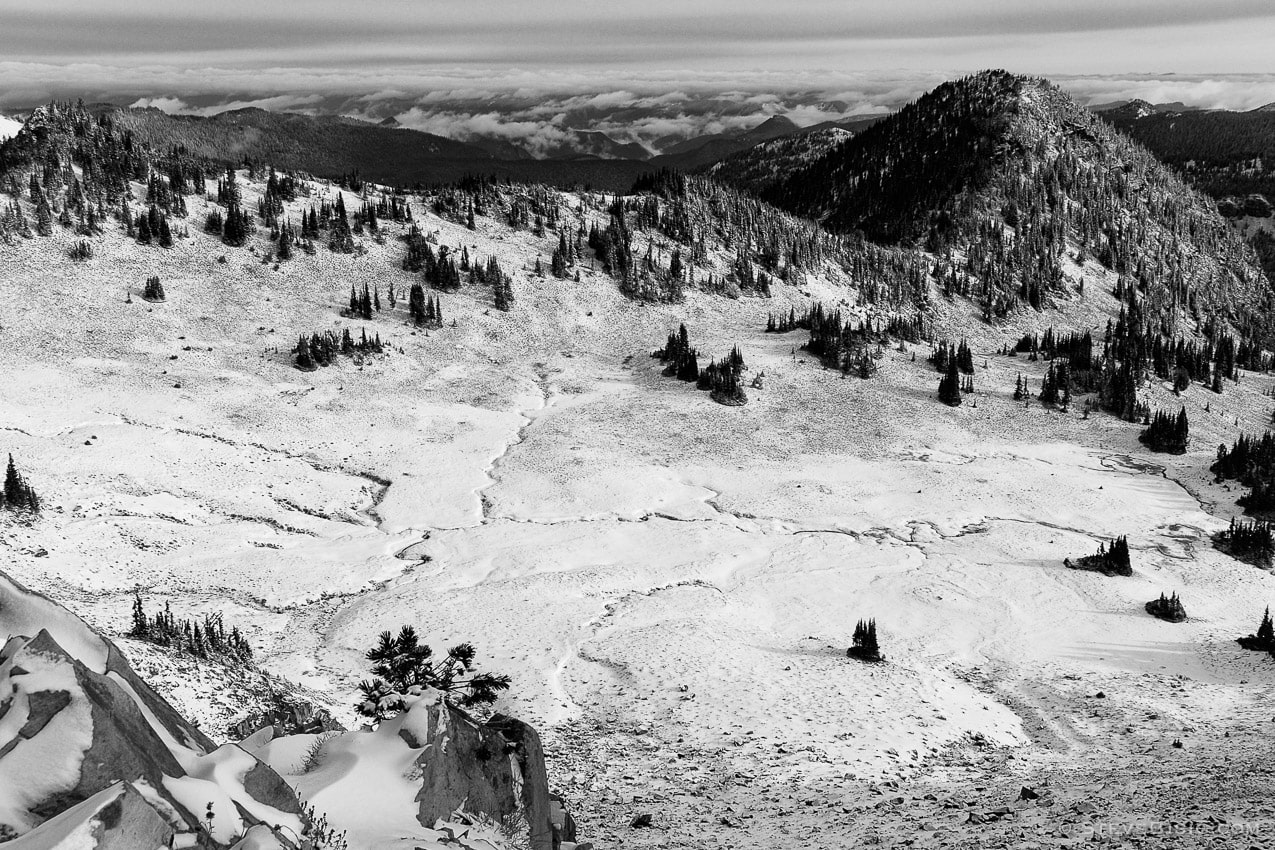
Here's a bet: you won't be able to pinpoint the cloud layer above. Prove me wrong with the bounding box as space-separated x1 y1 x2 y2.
1 1 1275 75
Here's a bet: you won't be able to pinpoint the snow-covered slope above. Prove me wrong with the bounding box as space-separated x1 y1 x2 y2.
1 145 1274 847
0 116 23 143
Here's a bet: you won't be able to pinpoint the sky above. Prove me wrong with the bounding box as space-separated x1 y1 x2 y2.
2 0 1275 151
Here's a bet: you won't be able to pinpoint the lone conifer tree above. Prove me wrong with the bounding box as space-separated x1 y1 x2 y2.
356 625 511 721
2 454 39 513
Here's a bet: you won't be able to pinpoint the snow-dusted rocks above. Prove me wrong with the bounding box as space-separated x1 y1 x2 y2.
249 692 565 850
413 708 556 849
4 782 174 850
0 571 303 847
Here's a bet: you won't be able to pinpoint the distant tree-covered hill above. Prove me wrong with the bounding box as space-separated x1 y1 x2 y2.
1102 105 1275 200
754 70 1272 336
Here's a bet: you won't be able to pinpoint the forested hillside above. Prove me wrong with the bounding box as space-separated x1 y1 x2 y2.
756 71 1272 336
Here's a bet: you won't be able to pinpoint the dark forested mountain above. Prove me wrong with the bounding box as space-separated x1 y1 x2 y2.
705 127 854 195
110 105 495 175
92 105 653 190
1102 105 1275 200
757 70 1272 334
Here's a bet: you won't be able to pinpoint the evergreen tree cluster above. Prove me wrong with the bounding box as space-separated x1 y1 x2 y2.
767 305 929 343
550 230 578 279
210 201 252 247
142 275 165 302
653 325 749 405
128 203 174 248
294 327 385 371
655 324 701 381
1007 292 1260 428
930 339 975 374
402 225 463 289
1145 592 1186 623
127 592 253 663
486 255 515 311
701 348 749 406
766 303 919 377
629 172 930 304
255 167 303 228
327 193 354 253
1006 327 1095 372
428 177 559 236
347 282 383 320
1139 407 1189 454
1212 516 1275 569
0 101 211 245
144 168 191 218
403 227 513 311
1069 535 1132 576
408 284 445 328
847 619 882 662
1212 432 1275 514
1237 606 1275 655
356 625 511 720
2 455 39 513
937 356 963 407
1037 360 1072 408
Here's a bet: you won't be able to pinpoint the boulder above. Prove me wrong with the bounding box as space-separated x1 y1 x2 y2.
549 793 577 843
408 699 558 850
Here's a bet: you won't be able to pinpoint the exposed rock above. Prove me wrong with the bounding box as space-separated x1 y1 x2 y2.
550 793 577 843
8 782 176 850
227 692 344 741
0 570 302 847
630 813 653 828
409 699 558 850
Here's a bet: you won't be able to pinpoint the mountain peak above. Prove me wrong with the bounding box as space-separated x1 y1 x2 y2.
761 71 1271 333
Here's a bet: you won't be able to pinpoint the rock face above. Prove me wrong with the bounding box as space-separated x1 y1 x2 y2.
0 570 303 847
406 700 558 850
6 782 176 850
227 692 344 741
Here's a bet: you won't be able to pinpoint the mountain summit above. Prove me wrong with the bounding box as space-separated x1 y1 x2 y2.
758 70 1271 331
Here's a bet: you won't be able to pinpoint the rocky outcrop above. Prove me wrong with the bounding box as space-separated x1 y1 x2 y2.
0 570 303 847
227 692 344 741
406 701 558 850
6 782 176 850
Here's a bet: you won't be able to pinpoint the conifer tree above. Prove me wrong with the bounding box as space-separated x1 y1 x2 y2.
848 619 882 662
1 454 39 513
938 357 962 406
356 626 511 720
1139 407 1189 454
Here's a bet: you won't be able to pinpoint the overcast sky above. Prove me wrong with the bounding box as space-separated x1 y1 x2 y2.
3 0 1275 110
